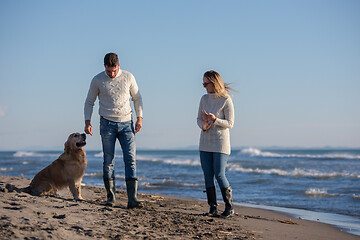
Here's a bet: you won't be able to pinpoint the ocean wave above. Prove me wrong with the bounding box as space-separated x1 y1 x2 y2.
228 164 289 176
162 159 200 166
22 161 36 165
141 182 160 189
0 167 13 171
14 151 43 157
227 164 359 179
141 180 202 189
237 148 360 160
137 155 200 166
352 194 360 200
90 152 125 159
305 188 339 197
13 151 58 158
136 155 163 162
94 152 103 157
84 172 103 177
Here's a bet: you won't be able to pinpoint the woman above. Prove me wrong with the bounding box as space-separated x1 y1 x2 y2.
197 70 235 217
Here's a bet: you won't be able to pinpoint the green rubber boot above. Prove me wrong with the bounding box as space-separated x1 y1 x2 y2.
104 178 116 207
126 179 143 209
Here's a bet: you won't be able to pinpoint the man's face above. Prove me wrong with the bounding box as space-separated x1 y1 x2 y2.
105 64 120 78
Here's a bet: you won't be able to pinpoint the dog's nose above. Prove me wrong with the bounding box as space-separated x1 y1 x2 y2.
81 133 86 140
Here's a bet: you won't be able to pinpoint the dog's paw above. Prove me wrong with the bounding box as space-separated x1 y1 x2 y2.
75 196 84 201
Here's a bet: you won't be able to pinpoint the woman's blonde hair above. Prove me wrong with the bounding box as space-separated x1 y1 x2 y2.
204 70 233 98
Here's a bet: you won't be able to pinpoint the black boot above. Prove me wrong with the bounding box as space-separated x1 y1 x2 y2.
104 178 116 206
220 186 235 217
206 187 218 216
126 178 143 209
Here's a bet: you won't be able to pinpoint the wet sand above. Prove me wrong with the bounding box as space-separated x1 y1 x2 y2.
0 174 358 239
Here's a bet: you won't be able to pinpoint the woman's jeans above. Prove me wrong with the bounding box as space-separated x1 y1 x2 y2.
200 151 230 189
100 117 136 180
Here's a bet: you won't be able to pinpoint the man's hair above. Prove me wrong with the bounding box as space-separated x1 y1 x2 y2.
104 53 119 67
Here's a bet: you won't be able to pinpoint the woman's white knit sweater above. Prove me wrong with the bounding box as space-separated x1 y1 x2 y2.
197 93 234 155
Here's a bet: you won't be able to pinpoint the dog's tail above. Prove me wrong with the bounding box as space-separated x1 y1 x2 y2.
5 184 31 193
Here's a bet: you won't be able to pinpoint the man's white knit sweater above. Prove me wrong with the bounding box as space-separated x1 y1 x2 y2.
197 93 234 155
84 69 143 123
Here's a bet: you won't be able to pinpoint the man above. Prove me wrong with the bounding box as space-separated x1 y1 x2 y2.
84 53 143 208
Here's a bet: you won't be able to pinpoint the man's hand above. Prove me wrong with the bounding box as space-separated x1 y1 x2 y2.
85 120 93 136
135 117 142 134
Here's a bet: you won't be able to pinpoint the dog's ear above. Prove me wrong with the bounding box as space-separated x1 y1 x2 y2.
64 141 71 154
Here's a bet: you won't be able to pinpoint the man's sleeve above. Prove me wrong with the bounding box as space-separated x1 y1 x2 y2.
84 78 98 121
130 75 143 118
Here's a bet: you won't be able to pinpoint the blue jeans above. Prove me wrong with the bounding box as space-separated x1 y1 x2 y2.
100 117 136 180
200 151 230 189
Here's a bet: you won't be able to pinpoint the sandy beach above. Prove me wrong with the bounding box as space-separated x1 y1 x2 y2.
0 174 358 240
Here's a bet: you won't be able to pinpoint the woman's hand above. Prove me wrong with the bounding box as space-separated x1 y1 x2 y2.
201 110 216 131
202 119 212 131
201 110 216 122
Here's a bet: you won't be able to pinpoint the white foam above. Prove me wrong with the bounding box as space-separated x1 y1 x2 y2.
0 167 13 171
84 172 103 177
352 194 360 199
238 148 360 160
92 152 124 159
140 180 202 188
13 151 58 158
13 151 40 157
94 152 103 157
227 164 289 176
240 148 280 157
305 188 339 197
141 182 158 188
136 155 163 162
227 164 359 179
163 158 200 166
305 188 328 196
136 155 200 166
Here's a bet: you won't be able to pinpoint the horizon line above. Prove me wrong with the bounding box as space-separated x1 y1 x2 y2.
1 146 360 152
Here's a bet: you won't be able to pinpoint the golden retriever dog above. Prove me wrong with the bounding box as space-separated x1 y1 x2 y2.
24 133 87 200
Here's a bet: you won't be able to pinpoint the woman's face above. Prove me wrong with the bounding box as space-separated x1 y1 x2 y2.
203 77 215 93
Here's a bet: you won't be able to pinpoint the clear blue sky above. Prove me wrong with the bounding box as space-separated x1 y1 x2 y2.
0 0 359 150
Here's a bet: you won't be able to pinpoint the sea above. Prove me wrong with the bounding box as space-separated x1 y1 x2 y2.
1 148 359 236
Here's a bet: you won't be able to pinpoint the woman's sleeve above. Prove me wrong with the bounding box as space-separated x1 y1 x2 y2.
197 96 204 129
213 97 234 129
